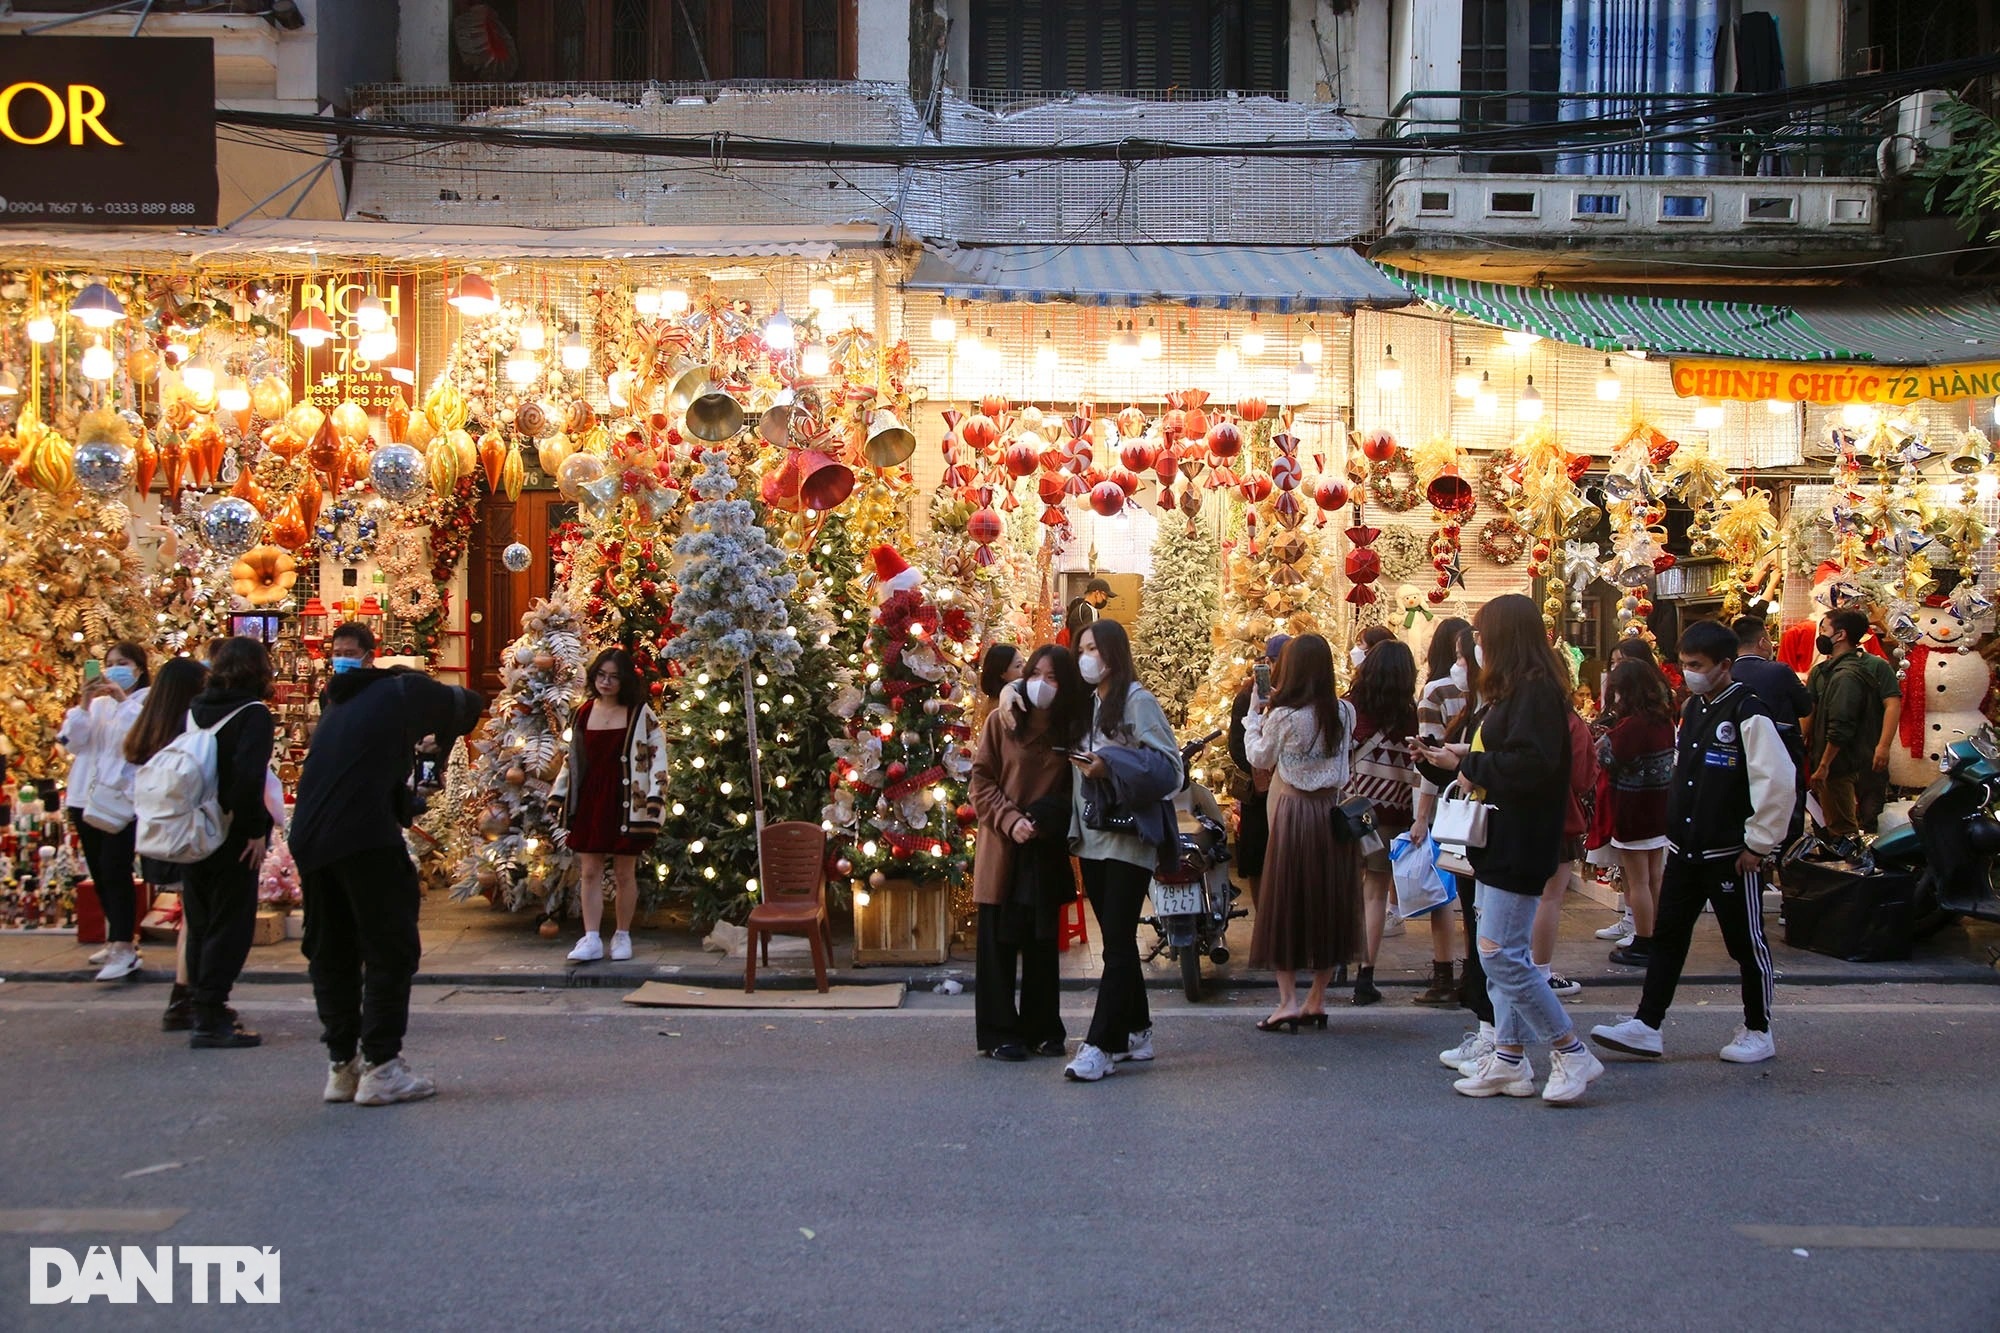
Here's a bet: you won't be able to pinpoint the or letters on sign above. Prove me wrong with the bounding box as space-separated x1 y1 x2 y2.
0 81 122 146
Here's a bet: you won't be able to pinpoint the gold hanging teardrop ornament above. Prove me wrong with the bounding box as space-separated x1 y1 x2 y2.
501 441 526 501
406 410 437 451
424 383 468 434
449 427 476 474
250 375 291 420
535 432 570 475
479 431 506 491
283 401 325 445
331 400 371 451
427 435 463 493
385 389 411 444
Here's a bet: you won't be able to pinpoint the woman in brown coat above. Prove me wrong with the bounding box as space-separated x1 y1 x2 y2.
969 644 1090 1061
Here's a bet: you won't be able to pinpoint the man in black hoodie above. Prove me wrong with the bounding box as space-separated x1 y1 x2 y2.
291 623 484 1106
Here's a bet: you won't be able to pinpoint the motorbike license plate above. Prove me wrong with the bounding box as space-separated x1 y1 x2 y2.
1150 881 1205 918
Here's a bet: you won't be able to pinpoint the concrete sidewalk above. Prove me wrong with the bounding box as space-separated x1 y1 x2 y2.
4 873 1996 992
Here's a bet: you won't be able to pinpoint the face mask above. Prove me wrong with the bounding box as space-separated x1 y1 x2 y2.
1682 667 1717 695
330 656 364 675
1814 634 1835 655
1025 679 1057 710
104 664 137 691
1449 663 1469 690
1350 646 1369 668
1474 646 1486 669
1077 652 1106 685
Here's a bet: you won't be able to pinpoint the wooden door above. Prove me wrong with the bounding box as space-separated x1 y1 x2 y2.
466 491 576 697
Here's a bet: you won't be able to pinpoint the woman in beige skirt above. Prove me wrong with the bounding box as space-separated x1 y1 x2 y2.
1243 634 1362 1031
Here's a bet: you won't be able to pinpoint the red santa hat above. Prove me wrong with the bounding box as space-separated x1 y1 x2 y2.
1813 560 1844 587
870 544 924 594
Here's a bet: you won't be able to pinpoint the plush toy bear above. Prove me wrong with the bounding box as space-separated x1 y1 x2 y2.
1888 595 1996 790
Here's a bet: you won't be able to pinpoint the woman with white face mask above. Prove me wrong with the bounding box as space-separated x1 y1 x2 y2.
1409 617 1473 1008
58 640 153 981
969 645 1089 1061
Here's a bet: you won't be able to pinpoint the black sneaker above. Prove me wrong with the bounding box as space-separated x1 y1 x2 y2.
1547 973 1583 998
1031 1040 1068 1057
1607 944 1653 968
190 1014 261 1049
988 1043 1029 1062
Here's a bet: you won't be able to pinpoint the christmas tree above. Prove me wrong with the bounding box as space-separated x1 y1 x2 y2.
449 597 587 915
825 545 979 893
1133 515 1221 724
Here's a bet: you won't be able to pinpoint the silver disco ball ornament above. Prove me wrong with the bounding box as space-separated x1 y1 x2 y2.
502 541 532 573
73 440 134 497
369 442 427 506
201 496 263 556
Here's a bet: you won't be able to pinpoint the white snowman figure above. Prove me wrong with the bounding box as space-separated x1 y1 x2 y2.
1888 595 1996 789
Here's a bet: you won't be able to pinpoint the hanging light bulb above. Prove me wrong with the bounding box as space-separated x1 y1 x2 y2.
1595 356 1621 401
1764 397 1794 417
519 318 547 351
809 282 836 314
801 342 831 377
80 339 115 381
356 327 398 363
217 375 250 413
1475 372 1498 418
1242 320 1266 359
1300 328 1322 364
354 294 390 332
289 306 334 348
632 287 662 317
1376 344 1402 393
504 344 540 386
763 305 794 351
1139 318 1162 360
559 330 590 371
1694 398 1726 430
1111 322 1140 367
69 282 126 330
1516 375 1543 421
659 284 690 316
180 354 216 397
1036 330 1060 371
607 369 634 408
930 301 957 344
1215 336 1240 374
1454 356 1479 399
1287 356 1315 403
26 312 55 344
1501 329 1542 351
956 328 983 361
446 272 498 317
1842 402 1879 430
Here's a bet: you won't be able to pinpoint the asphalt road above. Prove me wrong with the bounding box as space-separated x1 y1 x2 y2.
2 980 1997 1332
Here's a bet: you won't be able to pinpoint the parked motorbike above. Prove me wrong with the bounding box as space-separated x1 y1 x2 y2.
1141 728 1244 1001
1783 725 2000 959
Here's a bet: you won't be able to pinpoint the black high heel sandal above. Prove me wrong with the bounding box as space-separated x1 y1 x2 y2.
1255 1013 1302 1033
1298 1012 1329 1029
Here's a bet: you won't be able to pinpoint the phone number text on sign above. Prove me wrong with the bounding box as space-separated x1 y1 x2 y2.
2 198 201 217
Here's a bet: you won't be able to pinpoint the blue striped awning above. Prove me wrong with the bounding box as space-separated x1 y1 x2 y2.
902 244 1414 313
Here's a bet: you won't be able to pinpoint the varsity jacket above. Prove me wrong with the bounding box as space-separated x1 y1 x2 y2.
1666 682 1796 863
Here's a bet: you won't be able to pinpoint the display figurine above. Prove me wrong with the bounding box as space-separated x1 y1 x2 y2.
1888 593 1996 790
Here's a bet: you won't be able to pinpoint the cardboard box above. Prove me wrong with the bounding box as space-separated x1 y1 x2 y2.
252 910 285 946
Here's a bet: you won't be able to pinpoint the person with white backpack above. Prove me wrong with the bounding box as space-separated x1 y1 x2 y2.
58 641 151 983
151 637 277 1050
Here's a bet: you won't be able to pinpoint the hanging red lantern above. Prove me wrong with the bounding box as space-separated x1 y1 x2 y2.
961 414 1000 453
979 396 1009 419
1356 429 1397 463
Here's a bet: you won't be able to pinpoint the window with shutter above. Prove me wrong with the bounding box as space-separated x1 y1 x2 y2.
511 0 855 81
967 1 1286 94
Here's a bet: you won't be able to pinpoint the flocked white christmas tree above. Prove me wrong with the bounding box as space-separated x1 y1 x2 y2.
1133 515 1221 725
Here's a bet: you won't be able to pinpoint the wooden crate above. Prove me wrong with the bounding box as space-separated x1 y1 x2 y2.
851 878 950 966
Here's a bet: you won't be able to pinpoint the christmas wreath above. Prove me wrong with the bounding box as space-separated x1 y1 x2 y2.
1475 451 1520 511
1478 516 1529 566
1367 456 1422 512
1372 525 1432 582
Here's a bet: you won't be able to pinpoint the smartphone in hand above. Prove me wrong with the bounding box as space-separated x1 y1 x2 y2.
82 659 102 682
1253 662 1272 696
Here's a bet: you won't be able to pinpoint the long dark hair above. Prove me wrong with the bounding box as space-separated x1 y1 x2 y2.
585 647 645 709
1351 639 1419 740
205 636 271 699
106 641 151 689
1078 619 1140 737
1270 633 1345 753
1474 594 1565 704
1426 617 1472 685
1602 656 1674 727
978 643 1020 700
125 657 207 765
1017 644 1090 748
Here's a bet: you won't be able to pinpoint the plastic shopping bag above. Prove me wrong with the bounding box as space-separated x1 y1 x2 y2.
1389 833 1457 919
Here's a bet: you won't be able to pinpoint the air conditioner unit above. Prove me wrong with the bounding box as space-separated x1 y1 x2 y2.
1883 89 1954 175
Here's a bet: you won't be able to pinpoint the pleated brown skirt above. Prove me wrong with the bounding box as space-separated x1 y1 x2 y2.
1248 777 1363 971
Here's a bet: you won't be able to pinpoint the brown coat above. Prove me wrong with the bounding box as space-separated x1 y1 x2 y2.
968 706 1071 907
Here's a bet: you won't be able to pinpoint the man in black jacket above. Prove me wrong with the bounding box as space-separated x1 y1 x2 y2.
292 623 484 1106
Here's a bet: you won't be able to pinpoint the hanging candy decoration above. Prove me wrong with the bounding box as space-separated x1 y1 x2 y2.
1110 466 1142 497
1116 404 1148 439
961 412 1000 455
1207 420 1243 460
1345 518 1383 606
1181 390 1211 441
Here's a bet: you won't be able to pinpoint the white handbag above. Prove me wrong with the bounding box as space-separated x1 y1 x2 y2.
1431 790 1492 849
81 772 135 834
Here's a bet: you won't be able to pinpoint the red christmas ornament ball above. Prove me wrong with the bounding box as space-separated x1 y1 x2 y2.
967 508 1003 545
1313 477 1349 512
1358 429 1398 463
1089 480 1127 517
1206 421 1244 459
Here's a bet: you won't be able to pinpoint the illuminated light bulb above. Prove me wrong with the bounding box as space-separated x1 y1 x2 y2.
862 840 879 857
672 802 686 816
774 776 787 788
1501 329 1542 350
80 340 115 381
1300 333 1322 365
1288 357 1315 403
548 331 586 373
755 674 770 687
1215 338 1240 373
703 866 717 880
1842 402 1879 430
355 295 389 332
1454 357 1478 399
956 330 982 361
632 287 662 317
698 672 711 685
660 285 689 316
1694 399 1725 430
854 888 872 907
781 693 796 705
69 282 125 329
519 319 547 351
763 305 794 351
930 311 958 344
801 343 831 377
1516 375 1543 421
689 840 705 854
180 354 216 397
809 283 836 313
1475 373 1498 418
562 729 572 741
1765 398 1794 417
504 346 539 386
606 369 633 407
1037 332 1060 370
1375 345 1402 393
712 729 726 742
691 756 706 769
524 837 539 851
930 786 948 802
1139 322 1162 360
1978 471 1999 502
356 328 398 363
1242 327 1266 358
446 273 498 317
719 782 734 796
1595 357 1621 401
217 376 250 413
1109 323 1140 366
746 878 760 894
27 313 56 344
289 307 334 348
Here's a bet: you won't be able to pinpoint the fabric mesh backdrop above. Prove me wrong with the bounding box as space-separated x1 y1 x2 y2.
1780 482 2000 629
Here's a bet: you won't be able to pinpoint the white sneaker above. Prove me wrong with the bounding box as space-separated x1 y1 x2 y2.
1063 1044 1116 1082
1113 1028 1153 1063
566 934 604 963
1591 1016 1664 1058
1439 1025 1496 1070
323 1057 362 1104
1381 913 1406 938
1543 1045 1607 1104
1453 1051 1536 1098
1719 1026 1776 1064
608 930 633 961
1595 911 1636 941
354 1057 437 1106
93 942 141 982
1615 928 1637 949
87 944 112 965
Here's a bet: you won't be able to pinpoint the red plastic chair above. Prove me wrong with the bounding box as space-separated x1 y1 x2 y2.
744 821 832 993
1057 858 1090 953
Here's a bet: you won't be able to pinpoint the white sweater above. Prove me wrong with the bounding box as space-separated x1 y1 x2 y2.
57 687 148 813
1243 700 1356 794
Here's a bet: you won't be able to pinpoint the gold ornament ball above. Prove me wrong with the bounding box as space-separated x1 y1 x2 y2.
537 918 561 939
505 766 528 786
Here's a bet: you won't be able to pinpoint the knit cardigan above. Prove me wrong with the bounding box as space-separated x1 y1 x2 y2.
551 700 670 838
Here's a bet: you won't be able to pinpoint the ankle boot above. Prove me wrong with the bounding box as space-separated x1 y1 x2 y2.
1413 960 1456 1007
1351 965 1382 1006
190 1004 260 1049
160 984 193 1032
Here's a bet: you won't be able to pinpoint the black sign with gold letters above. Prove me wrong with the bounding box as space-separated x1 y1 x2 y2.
0 36 218 226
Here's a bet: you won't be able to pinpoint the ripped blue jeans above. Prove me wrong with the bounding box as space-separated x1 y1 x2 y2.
1475 881 1572 1048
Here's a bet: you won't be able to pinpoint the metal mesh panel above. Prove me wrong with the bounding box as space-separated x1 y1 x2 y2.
1783 481 2000 624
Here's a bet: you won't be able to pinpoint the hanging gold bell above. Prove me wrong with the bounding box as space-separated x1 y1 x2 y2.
863 408 916 468
758 391 796 449
683 383 745 442
1948 432 1990 475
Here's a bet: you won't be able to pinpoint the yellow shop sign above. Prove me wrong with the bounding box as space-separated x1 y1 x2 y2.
1671 358 2000 406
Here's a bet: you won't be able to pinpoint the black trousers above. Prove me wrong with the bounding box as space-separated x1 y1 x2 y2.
69 810 138 944
181 847 258 1016
1637 855 1775 1034
1080 857 1151 1054
974 903 1065 1051
1455 874 1495 1025
301 846 424 1065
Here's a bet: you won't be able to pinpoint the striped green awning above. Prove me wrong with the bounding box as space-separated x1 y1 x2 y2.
1387 270 2000 366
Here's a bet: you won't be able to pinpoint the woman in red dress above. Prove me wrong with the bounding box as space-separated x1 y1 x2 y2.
550 648 669 963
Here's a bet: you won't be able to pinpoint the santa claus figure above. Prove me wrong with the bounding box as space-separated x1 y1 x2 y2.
1887 593 1996 789
870 543 925 600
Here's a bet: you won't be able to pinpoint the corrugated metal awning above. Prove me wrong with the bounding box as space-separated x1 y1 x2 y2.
903 244 1413 313
1393 269 2000 366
